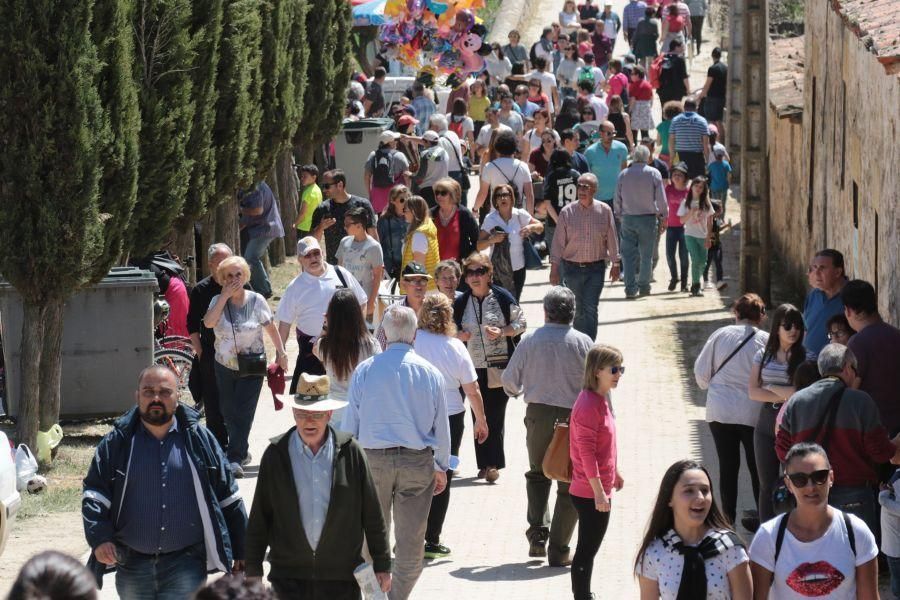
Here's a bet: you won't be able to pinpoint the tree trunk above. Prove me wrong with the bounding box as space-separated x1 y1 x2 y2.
167 221 200 284
16 301 46 451
274 149 299 257
213 194 240 253
37 297 64 435
295 143 315 168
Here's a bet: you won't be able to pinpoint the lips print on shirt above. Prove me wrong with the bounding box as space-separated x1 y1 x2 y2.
785 561 845 596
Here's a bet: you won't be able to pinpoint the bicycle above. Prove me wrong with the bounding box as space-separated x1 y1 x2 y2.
152 301 202 415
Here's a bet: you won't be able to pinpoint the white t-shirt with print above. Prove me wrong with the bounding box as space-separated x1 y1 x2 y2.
336 235 383 296
413 329 477 415
677 199 716 239
748 510 877 599
482 208 533 271
636 531 748 599
210 292 273 370
275 265 367 337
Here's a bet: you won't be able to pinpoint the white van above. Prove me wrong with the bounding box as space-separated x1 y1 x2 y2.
0 432 21 555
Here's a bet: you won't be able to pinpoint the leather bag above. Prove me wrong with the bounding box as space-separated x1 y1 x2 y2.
542 421 572 482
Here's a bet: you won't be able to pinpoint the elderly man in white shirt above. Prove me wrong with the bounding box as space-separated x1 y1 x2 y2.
276 237 368 393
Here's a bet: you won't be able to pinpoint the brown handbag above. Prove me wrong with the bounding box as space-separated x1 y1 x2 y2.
542 421 572 483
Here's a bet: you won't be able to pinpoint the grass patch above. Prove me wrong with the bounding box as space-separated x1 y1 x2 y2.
17 487 82 520
480 0 503 30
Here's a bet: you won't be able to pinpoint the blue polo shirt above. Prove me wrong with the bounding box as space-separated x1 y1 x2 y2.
803 287 845 356
670 111 710 153
584 140 629 201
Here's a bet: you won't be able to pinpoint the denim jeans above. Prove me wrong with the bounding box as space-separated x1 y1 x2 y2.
620 215 658 295
214 362 264 463
115 542 207 600
887 555 900 599
828 485 879 542
665 226 688 286
685 235 708 287
243 235 275 297
561 260 606 340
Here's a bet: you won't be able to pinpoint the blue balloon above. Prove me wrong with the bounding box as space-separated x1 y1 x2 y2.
426 0 449 15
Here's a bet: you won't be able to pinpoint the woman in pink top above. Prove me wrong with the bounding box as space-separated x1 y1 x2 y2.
569 343 625 600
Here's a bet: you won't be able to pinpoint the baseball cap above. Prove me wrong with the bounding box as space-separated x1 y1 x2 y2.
402 262 432 279
397 114 419 127
297 236 322 257
379 130 401 145
672 162 689 175
423 130 440 143
714 148 726 158
708 124 719 135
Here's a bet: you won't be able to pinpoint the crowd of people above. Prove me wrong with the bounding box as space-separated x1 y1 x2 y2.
39 3 899 600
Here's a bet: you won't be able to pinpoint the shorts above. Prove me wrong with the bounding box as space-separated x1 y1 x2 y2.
703 96 725 122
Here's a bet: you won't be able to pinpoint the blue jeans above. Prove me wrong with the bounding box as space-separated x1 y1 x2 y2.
214 362 263 463
828 485 879 543
620 215 658 295
115 543 207 600
665 226 688 286
887 556 900 599
243 235 275 297
561 260 606 340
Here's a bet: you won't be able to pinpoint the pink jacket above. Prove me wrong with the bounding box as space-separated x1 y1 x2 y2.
569 389 617 499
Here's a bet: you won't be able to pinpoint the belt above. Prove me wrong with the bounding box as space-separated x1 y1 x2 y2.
365 446 431 454
124 542 200 560
563 259 605 268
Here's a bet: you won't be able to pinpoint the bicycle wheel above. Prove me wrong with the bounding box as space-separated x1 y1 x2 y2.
158 335 194 353
153 349 202 415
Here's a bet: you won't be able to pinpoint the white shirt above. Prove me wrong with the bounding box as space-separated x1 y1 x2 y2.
880 473 900 557
636 531 749 599
694 323 769 427
438 130 464 171
476 122 513 148
275 264 367 336
678 199 715 238
414 330 477 415
749 510 877 599
482 208 533 271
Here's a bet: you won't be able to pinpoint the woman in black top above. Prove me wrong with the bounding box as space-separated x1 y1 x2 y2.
607 95 634 150
542 149 581 254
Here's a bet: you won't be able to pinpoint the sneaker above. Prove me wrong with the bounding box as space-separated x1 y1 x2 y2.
485 467 500 483
680 283 689 293
638 288 651 297
230 462 244 479
716 281 728 291
528 540 547 558
690 284 703 297
667 279 677 292
240 453 252 467
625 292 638 300
424 542 452 559
704 280 712 290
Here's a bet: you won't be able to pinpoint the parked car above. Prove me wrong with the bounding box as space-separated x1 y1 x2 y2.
0 431 21 555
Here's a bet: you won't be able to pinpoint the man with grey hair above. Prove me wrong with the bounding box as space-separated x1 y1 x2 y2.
429 113 467 195
344 306 449 600
187 243 237 447
502 287 594 566
777 343 900 535
614 145 667 298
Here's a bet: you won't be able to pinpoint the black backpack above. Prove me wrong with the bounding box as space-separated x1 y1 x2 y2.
658 53 676 88
372 148 394 188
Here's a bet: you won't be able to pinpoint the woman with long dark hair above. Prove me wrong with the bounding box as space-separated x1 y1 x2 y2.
677 176 715 297
749 304 811 523
378 184 410 280
635 460 751 599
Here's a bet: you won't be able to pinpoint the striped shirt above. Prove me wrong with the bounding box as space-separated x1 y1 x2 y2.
115 421 204 554
623 0 647 30
550 199 619 265
670 111 709 152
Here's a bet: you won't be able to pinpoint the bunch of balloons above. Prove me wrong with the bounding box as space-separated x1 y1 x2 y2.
379 0 492 77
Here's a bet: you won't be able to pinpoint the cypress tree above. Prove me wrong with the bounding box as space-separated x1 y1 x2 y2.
0 0 140 449
126 0 197 257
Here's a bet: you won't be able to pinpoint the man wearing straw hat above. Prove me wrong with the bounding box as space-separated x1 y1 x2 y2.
245 373 391 598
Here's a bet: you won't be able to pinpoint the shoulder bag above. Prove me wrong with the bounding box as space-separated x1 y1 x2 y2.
708 328 757 382
542 419 572 482
228 297 267 378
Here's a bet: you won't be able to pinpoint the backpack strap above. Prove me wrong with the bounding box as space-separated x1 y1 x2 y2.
333 265 348 288
774 511 790 568
842 511 857 557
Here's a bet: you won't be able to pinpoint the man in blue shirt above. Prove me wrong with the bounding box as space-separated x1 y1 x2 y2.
240 181 285 299
584 122 629 208
668 97 711 179
83 365 247 596
622 0 647 46
803 249 847 355
344 306 449 600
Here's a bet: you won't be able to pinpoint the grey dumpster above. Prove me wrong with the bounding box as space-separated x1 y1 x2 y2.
333 118 395 197
0 267 158 418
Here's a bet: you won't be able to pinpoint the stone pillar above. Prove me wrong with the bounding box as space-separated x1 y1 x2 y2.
727 0 743 182
739 0 770 301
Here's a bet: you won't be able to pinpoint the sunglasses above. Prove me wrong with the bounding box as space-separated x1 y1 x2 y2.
576 183 594 189
321 183 333 189
435 189 450 196
781 322 801 332
601 130 615 136
466 266 490 277
608 365 625 375
785 469 830 488
494 192 512 198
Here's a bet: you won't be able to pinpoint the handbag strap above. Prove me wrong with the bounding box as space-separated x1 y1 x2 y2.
710 328 756 381
225 295 252 356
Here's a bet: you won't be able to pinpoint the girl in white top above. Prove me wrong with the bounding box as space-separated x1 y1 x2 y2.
636 460 751 599
559 0 580 33
749 443 879 599
677 176 716 295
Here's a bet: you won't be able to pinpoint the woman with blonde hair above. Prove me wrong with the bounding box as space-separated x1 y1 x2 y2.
400 194 440 289
431 177 480 264
569 343 625 600
203 256 288 478
415 294 489 558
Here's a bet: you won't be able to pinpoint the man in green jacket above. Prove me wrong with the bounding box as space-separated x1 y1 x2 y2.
245 373 391 598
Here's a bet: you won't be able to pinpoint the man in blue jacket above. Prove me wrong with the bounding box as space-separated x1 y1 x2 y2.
82 364 247 597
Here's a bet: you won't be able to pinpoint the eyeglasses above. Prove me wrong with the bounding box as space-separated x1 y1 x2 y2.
465 266 490 277
608 365 625 375
576 183 594 189
392 196 406 204
785 469 830 488
295 411 329 421
435 189 450 196
403 276 429 285
781 322 801 332
827 330 850 340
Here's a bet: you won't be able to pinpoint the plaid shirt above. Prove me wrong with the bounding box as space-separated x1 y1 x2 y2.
623 0 647 30
550 199 619 265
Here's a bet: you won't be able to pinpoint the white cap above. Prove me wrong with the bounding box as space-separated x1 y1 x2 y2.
296 236 322 257
379 130 401 145
423 130 440 143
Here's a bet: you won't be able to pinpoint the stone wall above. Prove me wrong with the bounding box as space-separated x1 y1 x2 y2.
768 2 900 323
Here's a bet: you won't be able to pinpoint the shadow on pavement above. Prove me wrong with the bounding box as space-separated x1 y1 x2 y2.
448 561 570 582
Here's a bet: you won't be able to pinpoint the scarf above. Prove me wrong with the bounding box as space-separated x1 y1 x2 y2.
661 528 743 600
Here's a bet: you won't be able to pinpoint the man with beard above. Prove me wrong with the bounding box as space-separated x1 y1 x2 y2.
82 365 247 597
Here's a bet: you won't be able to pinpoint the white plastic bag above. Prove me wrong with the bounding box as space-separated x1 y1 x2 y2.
15 444 38 492
353 562 388 600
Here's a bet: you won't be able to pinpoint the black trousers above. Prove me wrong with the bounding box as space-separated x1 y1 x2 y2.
426 409 466 544
690 16 704 53
570 495 611 600
679 151 707 180
512 267 526 302
708 421 760 525
289 331 325 394
196 349 228 449
474 368 509 470
704 243 724 282
269 578 360 600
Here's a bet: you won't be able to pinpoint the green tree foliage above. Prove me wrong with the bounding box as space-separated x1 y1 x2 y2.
126 0 197 257
0 0 140 448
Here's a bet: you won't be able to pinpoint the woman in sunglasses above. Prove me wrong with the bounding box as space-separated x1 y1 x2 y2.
749 442 879 598
749 304 814 524
569 343 625 600
635 460 750 600
377 185 410 281
430 177 480 264
452 251 527 483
